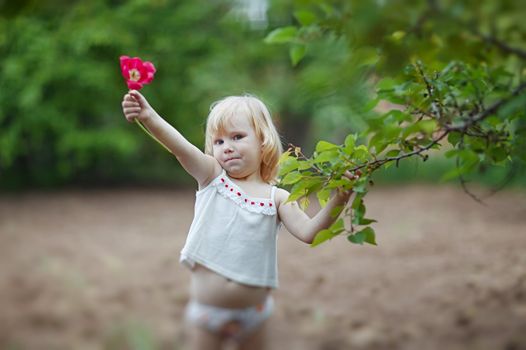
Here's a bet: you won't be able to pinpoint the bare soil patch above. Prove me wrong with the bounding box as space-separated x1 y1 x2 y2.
0 186 525 350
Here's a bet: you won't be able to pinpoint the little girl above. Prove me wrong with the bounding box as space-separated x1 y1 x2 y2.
121 91 354 350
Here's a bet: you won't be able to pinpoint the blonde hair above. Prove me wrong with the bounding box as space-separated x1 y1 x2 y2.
204 95 283 184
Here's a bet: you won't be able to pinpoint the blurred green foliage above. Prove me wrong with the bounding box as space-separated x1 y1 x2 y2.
0 0 370 190
1 0 525 194
267 0 526 245
0 1 283 188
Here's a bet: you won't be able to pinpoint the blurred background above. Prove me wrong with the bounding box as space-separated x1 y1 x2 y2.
1 0 524 190
1 0 525 349
1 0 369 190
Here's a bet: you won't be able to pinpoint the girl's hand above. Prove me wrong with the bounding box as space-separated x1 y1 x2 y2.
337 170 361 199
121 90 156 123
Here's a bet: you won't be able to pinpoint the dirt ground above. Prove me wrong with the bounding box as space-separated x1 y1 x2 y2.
0 185 525 350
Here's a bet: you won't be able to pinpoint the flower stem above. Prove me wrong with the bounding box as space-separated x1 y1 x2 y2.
134 119 172 153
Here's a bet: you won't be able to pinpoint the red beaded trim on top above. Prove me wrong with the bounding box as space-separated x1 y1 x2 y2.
218 177 275 210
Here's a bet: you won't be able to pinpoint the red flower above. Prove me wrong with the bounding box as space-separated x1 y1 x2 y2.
119 55 156 90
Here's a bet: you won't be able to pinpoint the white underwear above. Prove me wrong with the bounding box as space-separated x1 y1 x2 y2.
184 296 274 341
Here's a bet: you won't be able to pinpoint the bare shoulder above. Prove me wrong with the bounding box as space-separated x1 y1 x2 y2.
274 187 291 209
198 156 223 189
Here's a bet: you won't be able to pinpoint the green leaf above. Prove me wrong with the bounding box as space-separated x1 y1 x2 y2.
311 218 345 247
362 227 377 245
351 193 364 209
298 160 313 170
440 149 479 181
327 178 352 189
385 149 400 158
391 30 406 41
312 150 339 164
278 150 292 164
287 188 307 203
348 227 377 245
488 146 508 162
279 157 299 176
311 229 337 247
358 218 377 225
287 177 323 202
353 145 370 162
444 149 459 159
370 132 389 154
315 140 339 153
294 10 317 26
441 167 463 181
290 44 306 66
299 196 310 210
352 200 366 225
344 134 356 154
316 187 331 207
417 120 438 134
330 205 344 218
364 98 380 112
354 47 379 66
264 26 298 44
377 77 397 90
331 218 345 232
281 171 302 185
352 178 368 194
348 231 365 244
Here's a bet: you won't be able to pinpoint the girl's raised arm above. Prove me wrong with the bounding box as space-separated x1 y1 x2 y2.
122 90 221 187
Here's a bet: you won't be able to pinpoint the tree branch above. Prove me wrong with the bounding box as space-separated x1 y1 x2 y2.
348 130 448 173
477 32 526 60
446 82 526 132
346 82 526 175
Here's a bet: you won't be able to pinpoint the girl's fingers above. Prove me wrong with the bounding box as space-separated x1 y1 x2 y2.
124 107 141 114
129 90 143 101
129 90 150 108
123 100 139 107
122 100 139 108
343 170 361 180
124 94 136 102
126 114 138 122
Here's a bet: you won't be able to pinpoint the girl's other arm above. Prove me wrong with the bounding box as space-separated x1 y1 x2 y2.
122 90 220 186
276 182 354 244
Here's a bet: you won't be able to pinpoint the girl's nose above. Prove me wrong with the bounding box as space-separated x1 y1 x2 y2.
223 142 234 153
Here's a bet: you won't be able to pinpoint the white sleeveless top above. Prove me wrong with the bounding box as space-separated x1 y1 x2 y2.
180 169 281 288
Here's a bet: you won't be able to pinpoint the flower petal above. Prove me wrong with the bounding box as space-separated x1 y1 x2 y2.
129 57 143 69
120 55 130 65
144 71 154 83
143 61 156 74
127 81 143 90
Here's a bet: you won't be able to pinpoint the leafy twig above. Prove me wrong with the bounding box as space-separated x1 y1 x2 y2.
446 82 526 132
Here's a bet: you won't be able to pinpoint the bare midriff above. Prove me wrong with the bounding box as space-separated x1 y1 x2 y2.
189 264 271 309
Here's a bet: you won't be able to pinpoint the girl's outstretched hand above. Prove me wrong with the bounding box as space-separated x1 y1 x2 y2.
337 170 361 199
121 90 155 123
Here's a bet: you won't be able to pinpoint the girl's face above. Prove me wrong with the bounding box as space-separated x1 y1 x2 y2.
212 113 262 180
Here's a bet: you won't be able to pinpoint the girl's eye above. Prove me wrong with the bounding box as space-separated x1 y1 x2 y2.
233 134 244 140
214 139 223 145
